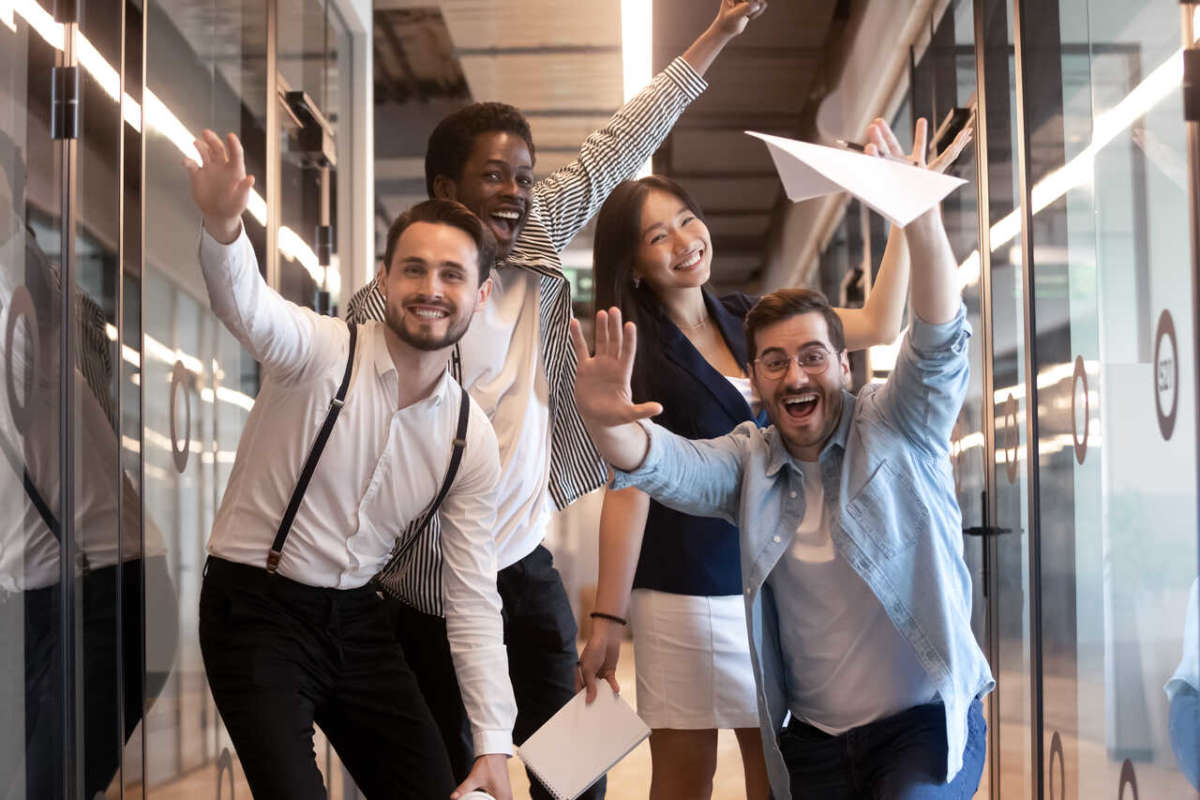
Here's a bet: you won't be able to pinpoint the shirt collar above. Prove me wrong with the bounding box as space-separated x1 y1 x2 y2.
763 389 856 478
370 322 395 378
369 322 452 408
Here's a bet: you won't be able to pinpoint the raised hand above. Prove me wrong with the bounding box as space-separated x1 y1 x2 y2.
712 0 768 37
570 309 662 430
184 129 256 244
864 115 973 175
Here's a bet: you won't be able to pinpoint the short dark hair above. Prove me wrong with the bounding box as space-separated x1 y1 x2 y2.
745 288 846 360
382 199 497 283
424 102 536 196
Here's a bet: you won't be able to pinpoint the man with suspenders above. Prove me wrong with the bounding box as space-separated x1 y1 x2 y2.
186 130 515 800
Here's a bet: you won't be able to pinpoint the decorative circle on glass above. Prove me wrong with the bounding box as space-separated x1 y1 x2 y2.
1071 355 1088 465
1048 730 1065 800
1003 392 1019 484
216 746 236 800
4 285 39 436
1154 309 1178 441
1118 758 1139 800
169 360 191 473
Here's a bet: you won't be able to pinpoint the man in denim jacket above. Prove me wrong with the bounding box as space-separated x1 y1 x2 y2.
569 137 994 798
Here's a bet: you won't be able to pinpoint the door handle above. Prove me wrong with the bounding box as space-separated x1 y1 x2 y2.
963 525 1016 537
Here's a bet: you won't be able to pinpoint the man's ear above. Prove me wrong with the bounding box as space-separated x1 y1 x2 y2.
432 175 457 201
475 276 493 309
838 350 852 388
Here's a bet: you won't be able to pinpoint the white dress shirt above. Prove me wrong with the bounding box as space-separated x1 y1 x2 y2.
197 226 516 755
458 267 553 568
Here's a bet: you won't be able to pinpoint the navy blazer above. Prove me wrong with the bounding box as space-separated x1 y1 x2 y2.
629 287 766 596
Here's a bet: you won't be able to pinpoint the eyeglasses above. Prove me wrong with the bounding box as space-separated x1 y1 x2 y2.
753 348 832 379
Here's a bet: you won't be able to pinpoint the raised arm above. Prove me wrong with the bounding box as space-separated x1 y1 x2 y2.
571 308 746 517
533 1 765 250
872 118 973 457
576 485 651 702
187 130 326 380
835 117 973 349
903 117 965 325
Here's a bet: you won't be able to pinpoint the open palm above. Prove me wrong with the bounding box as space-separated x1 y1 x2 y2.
184 129 255 241
570 309 662 430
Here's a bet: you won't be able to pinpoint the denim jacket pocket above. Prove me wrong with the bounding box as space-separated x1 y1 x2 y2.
843 459 928 558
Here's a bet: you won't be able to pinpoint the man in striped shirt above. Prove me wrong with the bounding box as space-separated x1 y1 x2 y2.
346 2 767 795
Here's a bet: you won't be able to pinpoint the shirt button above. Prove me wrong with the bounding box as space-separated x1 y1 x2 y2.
745 586 752 594
789 491 797 499
773 535 782 543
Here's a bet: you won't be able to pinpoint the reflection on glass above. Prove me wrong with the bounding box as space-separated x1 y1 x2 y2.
1023 0 1199 797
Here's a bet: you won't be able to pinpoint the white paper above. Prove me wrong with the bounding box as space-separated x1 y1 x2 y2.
746 131 967 227
515 685 650 800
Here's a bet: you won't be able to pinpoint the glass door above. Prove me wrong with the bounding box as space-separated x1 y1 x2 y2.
0 5 67 797
1015 0 1200 797
975 0 1039 795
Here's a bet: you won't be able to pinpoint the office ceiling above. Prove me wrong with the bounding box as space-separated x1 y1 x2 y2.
373 0 849 289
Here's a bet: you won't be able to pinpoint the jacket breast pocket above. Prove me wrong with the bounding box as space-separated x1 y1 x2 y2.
843 460 927 558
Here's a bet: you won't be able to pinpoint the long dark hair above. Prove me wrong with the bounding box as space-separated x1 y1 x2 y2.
592 175 708 354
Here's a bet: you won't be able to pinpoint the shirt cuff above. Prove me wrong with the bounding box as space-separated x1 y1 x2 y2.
610 420 661 491
909 302 970 354
197 219 248 262
662 56 708 102
473 729 514 758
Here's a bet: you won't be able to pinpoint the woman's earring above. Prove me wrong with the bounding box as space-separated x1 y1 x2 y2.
632 275 641 289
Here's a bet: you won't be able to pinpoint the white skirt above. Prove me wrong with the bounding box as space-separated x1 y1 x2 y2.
629 588 760 730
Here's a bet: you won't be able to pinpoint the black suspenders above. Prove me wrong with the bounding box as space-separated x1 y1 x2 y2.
267 323 358 573
267 322 472 575
382 383 470 574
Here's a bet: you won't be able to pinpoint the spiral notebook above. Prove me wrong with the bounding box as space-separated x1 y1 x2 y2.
516 684 650 800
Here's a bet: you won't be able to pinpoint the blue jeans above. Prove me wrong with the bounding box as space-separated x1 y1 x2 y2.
778 698 987 799
1169 685 1200 790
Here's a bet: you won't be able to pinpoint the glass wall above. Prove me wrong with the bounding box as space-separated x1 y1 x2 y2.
814 2 1200 799
1018 1 1200 797
0 1 362 796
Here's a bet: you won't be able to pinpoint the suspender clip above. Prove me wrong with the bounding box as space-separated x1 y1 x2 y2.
329 397 345 411
266 550 282 574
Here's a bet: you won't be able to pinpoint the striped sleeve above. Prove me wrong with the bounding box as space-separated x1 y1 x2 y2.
344 279 385 324
531 57 707 253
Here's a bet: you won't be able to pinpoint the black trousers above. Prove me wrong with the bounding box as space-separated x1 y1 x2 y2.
394 544 606 800
198 557 455 800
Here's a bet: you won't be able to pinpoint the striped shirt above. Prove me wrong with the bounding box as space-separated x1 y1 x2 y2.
345 57 707 615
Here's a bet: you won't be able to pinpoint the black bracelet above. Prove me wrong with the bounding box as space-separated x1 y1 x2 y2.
590 611 628 626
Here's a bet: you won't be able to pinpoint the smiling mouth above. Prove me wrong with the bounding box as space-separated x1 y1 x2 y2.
407 306 450 322
673 248 704 271
490 209 523 236
781 391 819 421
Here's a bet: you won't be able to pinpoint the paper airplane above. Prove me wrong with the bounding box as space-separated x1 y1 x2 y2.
746 131 967 228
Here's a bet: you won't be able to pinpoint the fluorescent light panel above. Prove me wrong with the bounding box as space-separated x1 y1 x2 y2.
621 0 653 177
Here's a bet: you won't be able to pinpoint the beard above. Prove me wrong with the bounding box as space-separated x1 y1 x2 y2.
773 384 845 454
385 299 473 352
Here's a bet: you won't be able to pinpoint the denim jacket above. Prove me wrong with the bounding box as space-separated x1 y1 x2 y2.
612 305 994 798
